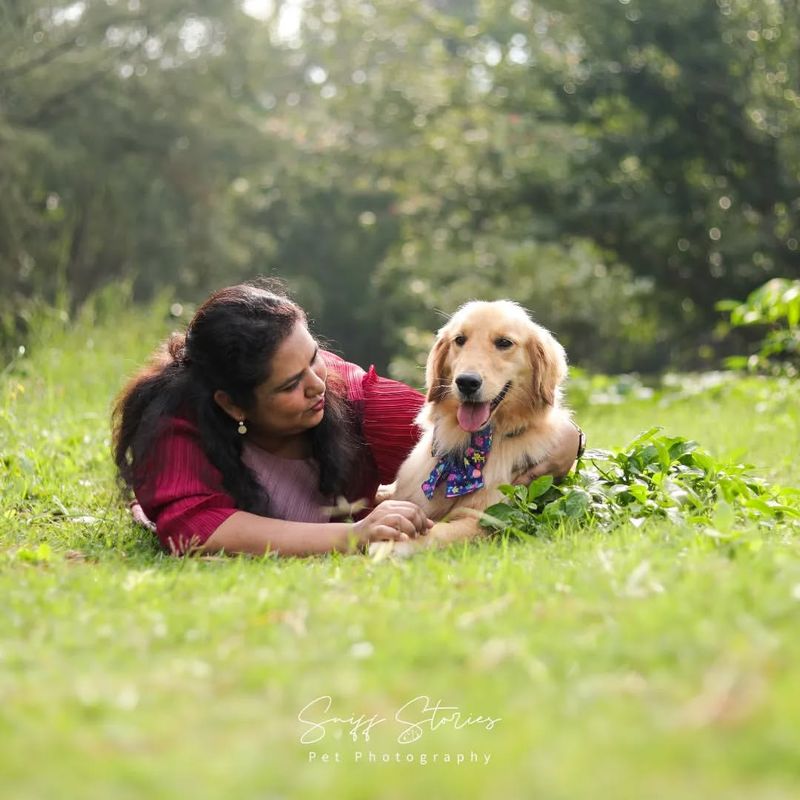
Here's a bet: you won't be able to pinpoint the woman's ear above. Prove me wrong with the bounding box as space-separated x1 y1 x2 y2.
425 334 451 402
213 389 246 422
526 329 567 407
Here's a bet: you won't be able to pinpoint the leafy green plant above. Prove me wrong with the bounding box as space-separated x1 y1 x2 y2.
483 427 800 538
717 278 800 376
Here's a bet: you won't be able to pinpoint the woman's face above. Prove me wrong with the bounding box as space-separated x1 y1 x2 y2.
244 322 328 449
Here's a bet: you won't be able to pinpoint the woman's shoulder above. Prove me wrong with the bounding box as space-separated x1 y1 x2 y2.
150 411 206 455
321 350 424 407
321 350 367 401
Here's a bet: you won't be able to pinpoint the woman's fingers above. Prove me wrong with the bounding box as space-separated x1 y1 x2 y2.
376 500 434 533
379 512 418 538
372 526 411 542
355 500 434 546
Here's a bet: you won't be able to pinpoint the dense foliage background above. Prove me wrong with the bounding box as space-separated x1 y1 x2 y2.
2 0 799 376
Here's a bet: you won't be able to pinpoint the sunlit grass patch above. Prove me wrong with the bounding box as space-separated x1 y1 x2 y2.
1 295 799 799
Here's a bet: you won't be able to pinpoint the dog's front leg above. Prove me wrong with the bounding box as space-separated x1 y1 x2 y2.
380 513 482 558
425 515 482 545
366 515 482 559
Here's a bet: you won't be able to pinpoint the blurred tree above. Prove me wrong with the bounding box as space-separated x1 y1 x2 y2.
2 0 799 375
482 0 800 361
290 0 664 371
0 0 289 306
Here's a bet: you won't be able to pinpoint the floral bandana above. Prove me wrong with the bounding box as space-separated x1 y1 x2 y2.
422 426 493 500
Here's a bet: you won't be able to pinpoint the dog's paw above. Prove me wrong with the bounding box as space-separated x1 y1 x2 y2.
366 541 393 561
374 482 397 504
366 539 423 560
389 539 423 558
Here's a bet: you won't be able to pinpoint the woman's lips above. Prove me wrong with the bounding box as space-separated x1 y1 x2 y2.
309 396 325 413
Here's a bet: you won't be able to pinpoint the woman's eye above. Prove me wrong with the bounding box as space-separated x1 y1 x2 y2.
454 335 467 346
495 338 514 350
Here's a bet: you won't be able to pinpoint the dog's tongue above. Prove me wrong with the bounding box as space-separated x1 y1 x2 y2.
457 402 491 432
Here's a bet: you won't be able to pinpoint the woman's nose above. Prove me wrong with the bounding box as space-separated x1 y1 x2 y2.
306 368 326 394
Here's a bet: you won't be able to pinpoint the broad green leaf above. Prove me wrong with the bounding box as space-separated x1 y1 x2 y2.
712 500 736 532
527 475 554 501
564 489 591 518
625 427 664 451
481 504 517 530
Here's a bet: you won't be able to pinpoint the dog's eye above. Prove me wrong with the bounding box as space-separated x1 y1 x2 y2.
495 337 514 350
454 335 467 346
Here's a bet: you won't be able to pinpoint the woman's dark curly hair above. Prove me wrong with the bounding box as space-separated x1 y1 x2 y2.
112 281 361 515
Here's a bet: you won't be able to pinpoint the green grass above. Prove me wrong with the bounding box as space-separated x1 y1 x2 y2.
1 295 799 800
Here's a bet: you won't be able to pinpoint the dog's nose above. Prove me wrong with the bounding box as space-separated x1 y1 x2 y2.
455 373 482 397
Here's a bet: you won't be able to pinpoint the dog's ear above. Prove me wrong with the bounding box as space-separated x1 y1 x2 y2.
527 329 567 407
425 334 451 403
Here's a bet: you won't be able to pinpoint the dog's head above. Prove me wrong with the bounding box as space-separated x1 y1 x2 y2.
425 300 566 433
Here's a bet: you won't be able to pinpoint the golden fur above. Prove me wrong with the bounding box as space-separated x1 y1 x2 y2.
387 300 573 551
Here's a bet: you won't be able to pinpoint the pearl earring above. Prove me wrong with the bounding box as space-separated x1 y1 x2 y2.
237 420 247 435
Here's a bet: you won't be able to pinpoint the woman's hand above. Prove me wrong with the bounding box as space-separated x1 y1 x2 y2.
353 500 434 546
512 422 584 485
130 501 156 531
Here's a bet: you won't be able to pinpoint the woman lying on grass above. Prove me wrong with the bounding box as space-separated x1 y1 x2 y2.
112 281 581 557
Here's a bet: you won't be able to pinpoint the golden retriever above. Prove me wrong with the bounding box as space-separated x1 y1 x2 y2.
381 300 573 553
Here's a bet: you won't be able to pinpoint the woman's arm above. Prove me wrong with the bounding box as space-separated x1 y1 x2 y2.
135 416 432 556
201 500 433 557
